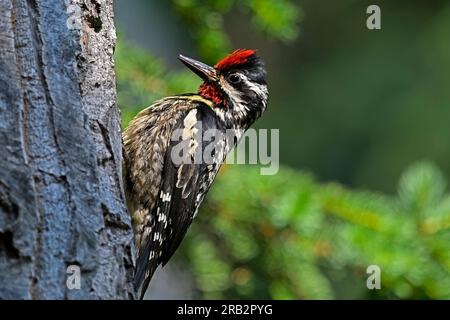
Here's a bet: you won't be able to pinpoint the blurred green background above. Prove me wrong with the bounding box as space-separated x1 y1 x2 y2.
114 0 450 299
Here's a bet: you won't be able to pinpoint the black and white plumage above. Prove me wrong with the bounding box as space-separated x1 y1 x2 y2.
122 49 268 298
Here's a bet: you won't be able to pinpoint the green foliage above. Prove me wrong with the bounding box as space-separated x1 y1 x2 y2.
179 162 450 299
268 1 450 192
246 0 300 42
115 39 197 126
115 0 450 300
172 0 301 61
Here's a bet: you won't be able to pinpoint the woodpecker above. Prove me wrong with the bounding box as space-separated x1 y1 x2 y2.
122 49 268 298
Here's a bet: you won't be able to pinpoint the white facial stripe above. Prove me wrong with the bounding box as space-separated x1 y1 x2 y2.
243 78 268 104
212 73 268 126
220 76 247 108
221 74 268 104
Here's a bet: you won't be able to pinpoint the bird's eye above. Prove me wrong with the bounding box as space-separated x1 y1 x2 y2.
228 73 241 84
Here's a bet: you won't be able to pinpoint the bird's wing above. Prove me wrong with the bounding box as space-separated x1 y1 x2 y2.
134 103 228 298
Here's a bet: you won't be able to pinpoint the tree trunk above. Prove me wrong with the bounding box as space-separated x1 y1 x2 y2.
0 0 135 299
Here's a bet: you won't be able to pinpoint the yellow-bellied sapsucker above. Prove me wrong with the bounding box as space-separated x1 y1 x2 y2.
122 49 268 298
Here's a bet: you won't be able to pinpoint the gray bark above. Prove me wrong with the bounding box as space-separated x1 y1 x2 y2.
0 0 135 299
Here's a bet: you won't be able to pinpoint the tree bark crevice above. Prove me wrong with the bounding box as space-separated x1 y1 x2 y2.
0 0 135 299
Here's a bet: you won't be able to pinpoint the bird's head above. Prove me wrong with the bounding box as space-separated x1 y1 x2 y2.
179 49 268 128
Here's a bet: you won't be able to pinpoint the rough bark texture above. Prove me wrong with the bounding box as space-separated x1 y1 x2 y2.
0 0 135 299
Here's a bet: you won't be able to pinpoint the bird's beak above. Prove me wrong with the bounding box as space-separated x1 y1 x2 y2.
178 54 217 82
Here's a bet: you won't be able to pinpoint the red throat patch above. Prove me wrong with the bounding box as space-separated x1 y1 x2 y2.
199 83 225 106
214 49 256 71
